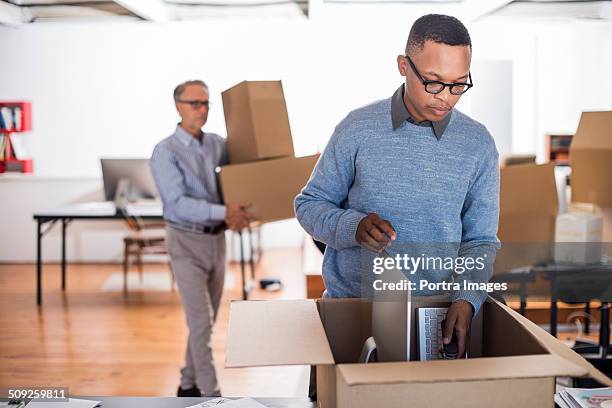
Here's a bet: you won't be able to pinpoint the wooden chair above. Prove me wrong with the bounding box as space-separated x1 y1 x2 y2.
119 207 174 293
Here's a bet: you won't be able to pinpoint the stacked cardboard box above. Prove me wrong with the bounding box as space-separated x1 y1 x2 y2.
569 110 612 242
219 80 319 223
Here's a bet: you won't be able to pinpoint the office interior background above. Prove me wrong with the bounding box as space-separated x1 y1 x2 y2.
1 0 611 401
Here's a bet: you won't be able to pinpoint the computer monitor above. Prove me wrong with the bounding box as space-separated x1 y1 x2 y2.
100 158 158 201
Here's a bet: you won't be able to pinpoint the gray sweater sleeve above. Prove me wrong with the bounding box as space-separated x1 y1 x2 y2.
294 119 367 250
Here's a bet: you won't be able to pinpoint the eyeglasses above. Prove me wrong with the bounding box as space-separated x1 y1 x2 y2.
404 55 473 95
176 99 211 109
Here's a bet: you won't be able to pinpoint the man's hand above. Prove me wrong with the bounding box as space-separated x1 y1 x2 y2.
443 299 474 358
225 202 256 232
355 213 397 253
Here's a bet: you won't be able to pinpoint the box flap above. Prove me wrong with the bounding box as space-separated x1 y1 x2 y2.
570 111 612 150
338 354 586 385
225 299 334 368
491 298 612 386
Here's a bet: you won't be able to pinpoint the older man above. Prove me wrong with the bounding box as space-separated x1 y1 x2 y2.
150 80 253 397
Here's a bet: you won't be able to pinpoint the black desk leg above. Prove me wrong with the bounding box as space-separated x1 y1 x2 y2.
239 231 247 301
248 229 255 281
584 302 591 335
61 219 67 291
37 219 42 306
550 278 558 338
600 303 609 360
519 281 527 316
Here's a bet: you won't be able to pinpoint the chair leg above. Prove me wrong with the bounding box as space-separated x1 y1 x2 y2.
137 250 144 283
123 244 129 294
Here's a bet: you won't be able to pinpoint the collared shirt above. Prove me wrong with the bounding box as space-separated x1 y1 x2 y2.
391 84 451 139
150 125 227 226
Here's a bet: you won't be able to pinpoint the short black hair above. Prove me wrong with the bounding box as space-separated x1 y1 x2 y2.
406 14 471 55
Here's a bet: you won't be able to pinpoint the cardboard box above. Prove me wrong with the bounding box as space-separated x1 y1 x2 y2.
570 111 612 206
499 163 558 243
219 154 319 224
222 81 295 164
495 163 558 272
554 212 603 263
226 297 611 408
569 111 612 243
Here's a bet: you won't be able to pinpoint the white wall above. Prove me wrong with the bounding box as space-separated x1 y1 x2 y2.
0 15 611 262
0 175 306 262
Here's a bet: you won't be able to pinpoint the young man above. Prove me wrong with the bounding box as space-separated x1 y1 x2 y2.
295 14 500 358
150 80 253 397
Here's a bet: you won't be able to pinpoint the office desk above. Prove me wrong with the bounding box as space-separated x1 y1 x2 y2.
32 202 256 305
62 397 314 408
494 261 612 365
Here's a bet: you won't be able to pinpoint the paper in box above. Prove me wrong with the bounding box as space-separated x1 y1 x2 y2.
226 297 611 408
222 81 295 164
218 154 319 224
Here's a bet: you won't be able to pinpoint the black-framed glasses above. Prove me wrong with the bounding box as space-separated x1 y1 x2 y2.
176 99 211 109
404 55 473 95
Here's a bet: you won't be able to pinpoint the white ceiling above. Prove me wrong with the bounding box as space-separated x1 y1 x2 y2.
0 0 610 26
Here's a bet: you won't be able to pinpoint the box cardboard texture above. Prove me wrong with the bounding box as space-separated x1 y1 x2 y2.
570 111 612 206
219 154 319 224
499 163 558 243
570 111 612 241
222 81 295 164
226 298 612 408
495 163 558 272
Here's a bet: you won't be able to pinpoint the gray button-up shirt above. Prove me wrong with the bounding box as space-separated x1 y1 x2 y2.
150 125 228 226
391 84 451 139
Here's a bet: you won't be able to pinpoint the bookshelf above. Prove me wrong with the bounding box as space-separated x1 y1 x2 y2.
545 133 573 166
0 101 33 173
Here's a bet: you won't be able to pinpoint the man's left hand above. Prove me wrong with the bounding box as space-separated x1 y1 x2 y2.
442 299 474 358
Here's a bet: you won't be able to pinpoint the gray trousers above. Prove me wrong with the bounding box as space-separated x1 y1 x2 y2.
166 226 226 396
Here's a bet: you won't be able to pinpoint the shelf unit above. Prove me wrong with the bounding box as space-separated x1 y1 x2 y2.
545 133 573 166
0 101 33 173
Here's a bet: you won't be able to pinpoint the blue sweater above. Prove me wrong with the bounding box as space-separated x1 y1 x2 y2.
295 96 500 313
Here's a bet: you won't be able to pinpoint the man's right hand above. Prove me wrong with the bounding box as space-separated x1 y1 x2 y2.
356 213 397 253
225 202 256 232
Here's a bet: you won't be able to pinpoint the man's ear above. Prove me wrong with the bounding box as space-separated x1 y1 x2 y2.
397 55 407 77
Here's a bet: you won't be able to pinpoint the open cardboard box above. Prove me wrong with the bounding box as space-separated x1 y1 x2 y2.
226 297 611 408
219 154 319 224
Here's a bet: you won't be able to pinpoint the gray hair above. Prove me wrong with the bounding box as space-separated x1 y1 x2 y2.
173 80 208 101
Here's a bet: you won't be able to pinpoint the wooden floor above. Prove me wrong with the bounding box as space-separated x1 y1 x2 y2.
1 249 604 397
0 249 310 397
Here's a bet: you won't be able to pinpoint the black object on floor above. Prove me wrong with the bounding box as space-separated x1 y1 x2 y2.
177 385 202 397
260 277 282 291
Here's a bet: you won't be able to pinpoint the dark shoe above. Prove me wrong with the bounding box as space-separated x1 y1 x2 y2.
177 385 202 397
